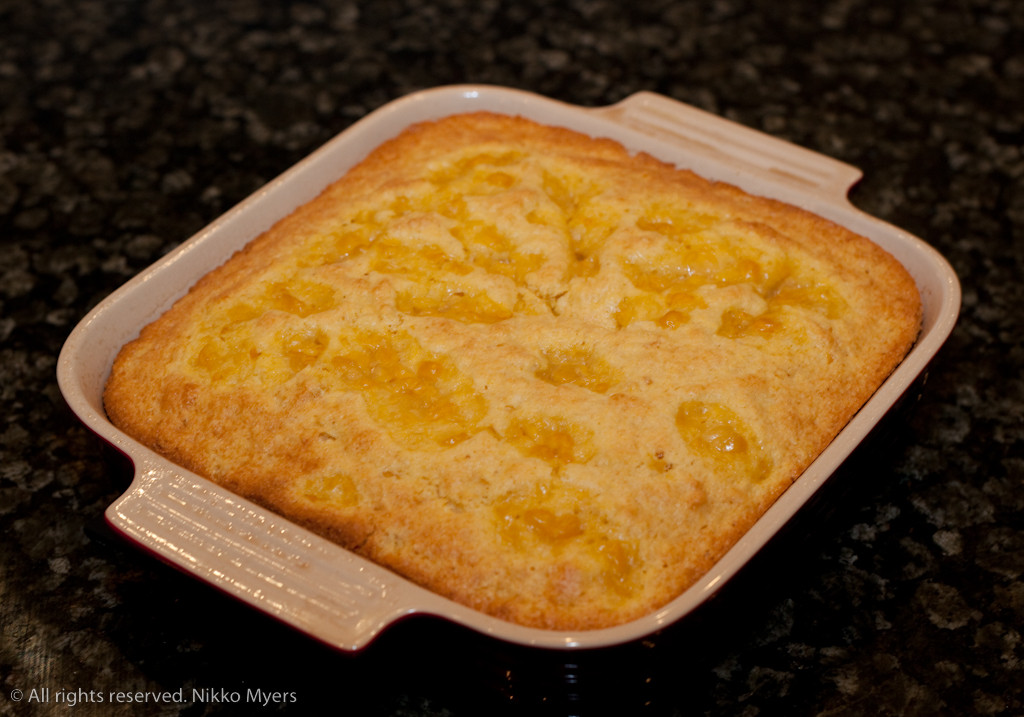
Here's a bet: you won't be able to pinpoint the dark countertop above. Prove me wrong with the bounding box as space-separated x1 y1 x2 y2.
2 0 1022 714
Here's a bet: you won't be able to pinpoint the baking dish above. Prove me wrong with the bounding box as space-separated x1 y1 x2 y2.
57 85 960 651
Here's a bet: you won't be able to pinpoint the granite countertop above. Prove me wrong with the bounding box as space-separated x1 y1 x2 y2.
2 0 1022 714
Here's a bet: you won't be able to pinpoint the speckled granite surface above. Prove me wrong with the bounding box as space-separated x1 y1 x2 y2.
1 0 1022 714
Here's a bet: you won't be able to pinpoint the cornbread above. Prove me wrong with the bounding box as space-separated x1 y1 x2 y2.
104 111 921 630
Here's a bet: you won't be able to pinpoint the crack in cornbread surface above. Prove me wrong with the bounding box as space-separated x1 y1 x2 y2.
104 112 921 630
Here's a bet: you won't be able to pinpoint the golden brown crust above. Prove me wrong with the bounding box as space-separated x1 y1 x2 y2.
104 111 921 630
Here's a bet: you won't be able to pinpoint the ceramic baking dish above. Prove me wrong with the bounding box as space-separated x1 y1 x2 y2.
57 85 960 651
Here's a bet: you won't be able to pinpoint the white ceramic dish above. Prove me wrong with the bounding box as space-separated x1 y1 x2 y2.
57 85 960 651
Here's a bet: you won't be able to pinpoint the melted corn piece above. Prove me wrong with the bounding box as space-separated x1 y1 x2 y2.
495 485 639 596
534 344 618 393
301 473 359 506
502 414 595 469
395 285 515 324
327 332 488 448
676 401 772 481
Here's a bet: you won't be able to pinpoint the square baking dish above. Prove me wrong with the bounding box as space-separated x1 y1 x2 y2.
57 85 960 651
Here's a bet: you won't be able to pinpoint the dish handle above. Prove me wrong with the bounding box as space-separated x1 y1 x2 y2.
597 91 864 202
105 457 420 651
